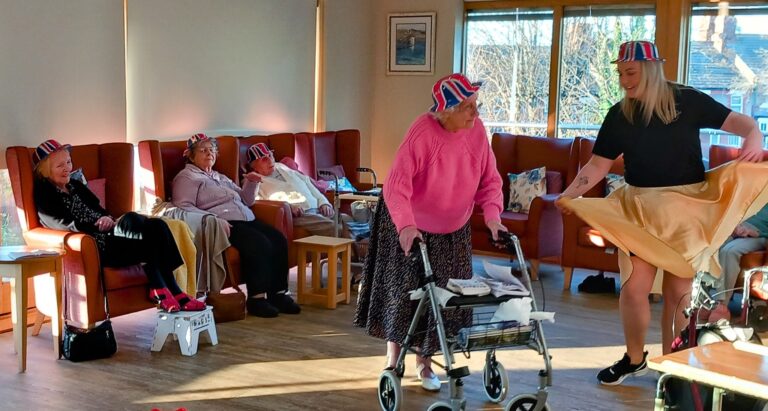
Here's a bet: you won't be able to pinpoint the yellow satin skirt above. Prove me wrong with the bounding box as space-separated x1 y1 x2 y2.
560 161 768 286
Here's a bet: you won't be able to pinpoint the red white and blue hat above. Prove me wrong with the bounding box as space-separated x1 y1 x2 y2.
611 40 666 63
429 73 482 112
246 142 273 163
32 139 71 168
184 133 217 157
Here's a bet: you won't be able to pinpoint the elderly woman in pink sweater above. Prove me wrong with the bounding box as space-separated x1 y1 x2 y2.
354 73 506 392
172 133 300 318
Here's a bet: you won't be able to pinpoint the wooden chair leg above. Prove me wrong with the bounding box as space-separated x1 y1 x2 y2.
529 259 540 281
31 310 46 337
562 267 574 291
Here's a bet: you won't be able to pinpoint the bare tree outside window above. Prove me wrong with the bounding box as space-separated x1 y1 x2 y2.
558 12 655 138
465 9 553 138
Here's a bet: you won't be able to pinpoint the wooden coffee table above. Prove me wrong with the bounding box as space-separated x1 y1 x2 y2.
648 340 768 410
0 246 64 372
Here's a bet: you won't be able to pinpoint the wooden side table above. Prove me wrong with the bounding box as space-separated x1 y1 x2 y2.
0 246 64 373
294 236 354 309
648 341 768 410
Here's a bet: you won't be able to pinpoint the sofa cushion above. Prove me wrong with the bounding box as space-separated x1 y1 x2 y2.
545 170 563 194
507 166 546 213
102 264 149 291
498 210 529 233
318 164 346 180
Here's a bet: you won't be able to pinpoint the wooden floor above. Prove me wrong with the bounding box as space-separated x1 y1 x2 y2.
0 257 671 411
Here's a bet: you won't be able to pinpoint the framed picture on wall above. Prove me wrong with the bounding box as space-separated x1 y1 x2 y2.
387 12 436 75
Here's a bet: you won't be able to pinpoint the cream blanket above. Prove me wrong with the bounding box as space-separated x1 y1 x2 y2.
153 200 231 293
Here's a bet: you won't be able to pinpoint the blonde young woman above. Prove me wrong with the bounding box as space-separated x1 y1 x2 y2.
555 41 768 385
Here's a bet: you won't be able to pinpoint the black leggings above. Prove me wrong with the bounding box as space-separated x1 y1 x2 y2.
100 215 184 295
228 219 289 297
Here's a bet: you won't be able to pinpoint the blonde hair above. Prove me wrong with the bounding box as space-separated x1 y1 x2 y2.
619 61 678 125
34 156 52 179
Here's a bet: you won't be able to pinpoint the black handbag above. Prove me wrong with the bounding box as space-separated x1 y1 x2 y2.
61 267 118 362
61 319 117 362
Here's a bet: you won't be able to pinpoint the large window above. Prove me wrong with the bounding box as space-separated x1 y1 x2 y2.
465 9 554 137
0 170 23 246
686 2 768 157
558 5 656 138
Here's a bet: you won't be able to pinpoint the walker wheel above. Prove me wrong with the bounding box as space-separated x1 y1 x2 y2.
427 401 453 411
505 393 550 411
377 370 402 411
483 361 509 403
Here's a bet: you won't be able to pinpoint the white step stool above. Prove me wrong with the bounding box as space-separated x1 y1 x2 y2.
151 306 218 356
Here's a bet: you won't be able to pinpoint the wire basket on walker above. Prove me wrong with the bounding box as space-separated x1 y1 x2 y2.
377 232 553 411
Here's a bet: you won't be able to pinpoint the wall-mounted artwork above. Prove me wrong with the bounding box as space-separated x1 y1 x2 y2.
387 12 435 75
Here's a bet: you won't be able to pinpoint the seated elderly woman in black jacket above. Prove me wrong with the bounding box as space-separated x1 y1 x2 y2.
31 139 204 313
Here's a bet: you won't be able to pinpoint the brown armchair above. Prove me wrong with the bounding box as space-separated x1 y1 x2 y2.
6 143 151 328
471 134 579 280
137 136 294 281
560 138 625 291
294 129 365 188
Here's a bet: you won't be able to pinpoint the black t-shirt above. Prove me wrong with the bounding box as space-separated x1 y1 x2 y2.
593 84 731 187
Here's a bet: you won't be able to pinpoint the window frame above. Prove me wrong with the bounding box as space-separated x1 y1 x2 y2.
463 0 768 138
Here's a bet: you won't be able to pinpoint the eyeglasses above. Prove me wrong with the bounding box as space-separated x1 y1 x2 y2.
454 102 483 114
195 147 218 154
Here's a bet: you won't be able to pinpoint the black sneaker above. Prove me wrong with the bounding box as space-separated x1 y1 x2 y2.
246 297 279 318
268 293 301 314
597 351 648 385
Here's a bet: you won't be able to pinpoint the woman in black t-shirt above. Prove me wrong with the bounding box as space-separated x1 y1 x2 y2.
555 41 768 386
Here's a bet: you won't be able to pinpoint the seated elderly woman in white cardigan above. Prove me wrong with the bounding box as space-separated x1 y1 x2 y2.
243 142 335 237
171 133 300 318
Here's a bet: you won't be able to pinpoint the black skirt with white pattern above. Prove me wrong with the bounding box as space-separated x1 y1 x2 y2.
353 199 472 356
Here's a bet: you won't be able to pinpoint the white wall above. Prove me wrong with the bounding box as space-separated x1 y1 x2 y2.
369 0 465 179
0 0 126 168
126 0 316 143
324 0 376 171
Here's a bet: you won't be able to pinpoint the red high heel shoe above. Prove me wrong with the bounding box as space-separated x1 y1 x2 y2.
174 292 206 311
149 288 180 313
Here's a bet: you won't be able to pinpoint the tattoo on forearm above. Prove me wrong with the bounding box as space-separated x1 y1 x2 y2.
575 176 589 188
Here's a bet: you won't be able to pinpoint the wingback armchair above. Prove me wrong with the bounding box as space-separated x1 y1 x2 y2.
294 129 365 188
6 143 151 328
471 134 579 280
137 136 294 278
560 137 626 290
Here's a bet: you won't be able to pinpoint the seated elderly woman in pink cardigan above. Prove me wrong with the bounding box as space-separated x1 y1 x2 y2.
171 133 300 318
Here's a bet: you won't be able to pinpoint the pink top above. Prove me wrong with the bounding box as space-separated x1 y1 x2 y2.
384 113 503 234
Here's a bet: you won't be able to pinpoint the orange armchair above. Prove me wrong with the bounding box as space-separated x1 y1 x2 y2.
137 137 294 278
471 134 579 280
560 138 625 291
6 143 151 328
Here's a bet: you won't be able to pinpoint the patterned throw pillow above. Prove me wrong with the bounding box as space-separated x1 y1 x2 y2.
507 166 546 213
605 173 626 196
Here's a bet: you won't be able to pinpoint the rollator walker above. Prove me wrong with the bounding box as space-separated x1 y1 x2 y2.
377 232 553 411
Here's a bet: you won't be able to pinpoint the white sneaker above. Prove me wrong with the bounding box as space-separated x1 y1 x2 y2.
416 363 441 392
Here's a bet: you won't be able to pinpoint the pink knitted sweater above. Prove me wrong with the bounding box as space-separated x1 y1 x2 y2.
384 113 503 234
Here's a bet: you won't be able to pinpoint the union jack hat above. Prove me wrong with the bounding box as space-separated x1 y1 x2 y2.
246 142 273 163
429 73 482 112
184 133 217 157
611 40 666 63
32 139 71 167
